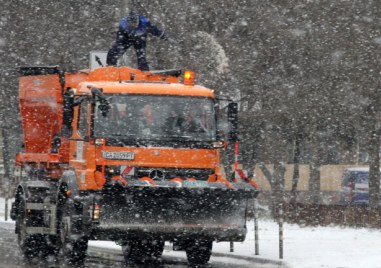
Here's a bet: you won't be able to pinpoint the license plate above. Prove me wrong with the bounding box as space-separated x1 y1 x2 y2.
183 180 209 188
102 151 134 160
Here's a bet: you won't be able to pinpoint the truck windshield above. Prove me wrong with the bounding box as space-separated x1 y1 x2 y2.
93 94 216 142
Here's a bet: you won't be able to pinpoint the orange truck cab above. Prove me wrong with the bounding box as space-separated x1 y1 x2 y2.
11 65 259 265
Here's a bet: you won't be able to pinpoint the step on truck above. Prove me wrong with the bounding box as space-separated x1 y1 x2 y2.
10 64 259 265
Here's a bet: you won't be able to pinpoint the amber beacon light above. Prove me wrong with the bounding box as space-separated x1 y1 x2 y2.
184 70 195 85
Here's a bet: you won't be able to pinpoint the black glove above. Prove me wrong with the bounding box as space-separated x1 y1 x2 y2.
161 33 174 43
165 36 176 44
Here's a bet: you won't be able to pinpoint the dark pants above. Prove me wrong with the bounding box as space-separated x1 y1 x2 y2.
106 32 149 71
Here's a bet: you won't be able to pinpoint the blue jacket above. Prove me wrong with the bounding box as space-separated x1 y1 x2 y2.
119 15 166 40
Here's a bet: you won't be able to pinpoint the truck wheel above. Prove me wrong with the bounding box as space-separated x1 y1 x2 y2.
17 199 39 260
16 193 59 260
185 239 213 265
59 203 88 265
122 239 164 263
145 239 164 260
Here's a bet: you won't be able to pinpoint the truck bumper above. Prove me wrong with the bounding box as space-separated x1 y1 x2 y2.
93 223 247 242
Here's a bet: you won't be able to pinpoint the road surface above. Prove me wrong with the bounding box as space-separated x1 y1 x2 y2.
0 221 278 268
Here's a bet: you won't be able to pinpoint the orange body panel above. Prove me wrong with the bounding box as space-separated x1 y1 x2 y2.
92 147 217 169
19 75 62 154
18 74 70 166
65 72 89 89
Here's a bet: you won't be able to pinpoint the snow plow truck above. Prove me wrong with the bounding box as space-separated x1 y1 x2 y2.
10 64 259 265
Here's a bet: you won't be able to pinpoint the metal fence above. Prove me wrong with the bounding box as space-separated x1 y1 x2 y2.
282 203 381 228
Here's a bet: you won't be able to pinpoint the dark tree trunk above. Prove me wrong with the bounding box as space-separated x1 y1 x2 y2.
368 120 380 209
309 127 321 204
290 130 303 204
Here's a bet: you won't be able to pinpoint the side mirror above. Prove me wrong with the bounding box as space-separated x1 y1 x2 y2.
62 89 89 137
62 89 75 137
227 102 239 142
91 88 110 116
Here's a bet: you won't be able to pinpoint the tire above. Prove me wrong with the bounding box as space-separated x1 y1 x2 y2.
17 197 42 260
17 198 32 259
122 239 164 264
59 201 88 265
16 194 59 260
185 239 213 265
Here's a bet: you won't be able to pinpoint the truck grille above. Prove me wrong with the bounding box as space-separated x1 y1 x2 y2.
134 167 214 181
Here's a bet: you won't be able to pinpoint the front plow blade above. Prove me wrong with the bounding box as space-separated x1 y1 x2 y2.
95 181 258 241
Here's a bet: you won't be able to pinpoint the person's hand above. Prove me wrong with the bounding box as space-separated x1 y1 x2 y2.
166 37 176 45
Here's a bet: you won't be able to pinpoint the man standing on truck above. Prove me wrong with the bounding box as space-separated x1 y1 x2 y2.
106 11 171 71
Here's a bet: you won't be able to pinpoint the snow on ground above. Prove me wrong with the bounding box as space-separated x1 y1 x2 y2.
1 197 381 268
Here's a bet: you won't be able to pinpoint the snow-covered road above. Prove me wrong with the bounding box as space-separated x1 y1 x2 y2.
0 220 274 268
0 198 277 268
2 197 381 268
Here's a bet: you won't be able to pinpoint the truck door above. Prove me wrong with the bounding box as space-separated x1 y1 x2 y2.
69 96 92 188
